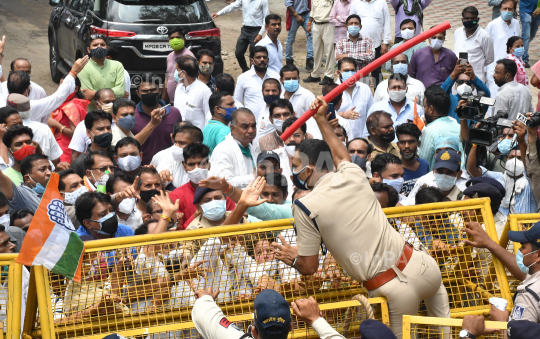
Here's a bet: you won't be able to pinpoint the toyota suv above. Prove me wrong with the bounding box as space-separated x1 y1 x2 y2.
48 0 222 99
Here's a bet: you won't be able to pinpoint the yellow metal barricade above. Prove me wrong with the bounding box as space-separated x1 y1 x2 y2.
27 219 377 339
0 254 23 339
25 198 512 338
384 198 512 318
402 315 507 339
502 214 540 295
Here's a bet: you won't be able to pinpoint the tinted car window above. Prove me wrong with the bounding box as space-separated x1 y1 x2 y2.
108 0 212 24
68 0 90 12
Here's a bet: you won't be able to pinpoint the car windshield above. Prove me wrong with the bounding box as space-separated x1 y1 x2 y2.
109 0 212 24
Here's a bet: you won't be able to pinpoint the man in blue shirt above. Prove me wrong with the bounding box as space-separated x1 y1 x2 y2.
440 60 490 122
519 0 540 67
396 123 429 196
75 191 134 241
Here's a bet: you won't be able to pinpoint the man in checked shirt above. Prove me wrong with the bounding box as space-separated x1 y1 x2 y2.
335 15 375 86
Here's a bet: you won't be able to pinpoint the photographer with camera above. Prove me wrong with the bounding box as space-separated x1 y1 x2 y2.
466 121 536 236
441 60 491 122
492 59 534 120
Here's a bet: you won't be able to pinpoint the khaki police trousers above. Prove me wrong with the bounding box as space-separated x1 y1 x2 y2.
369 248 451 339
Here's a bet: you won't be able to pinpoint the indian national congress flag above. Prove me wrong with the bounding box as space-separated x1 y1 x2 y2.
16 172 85 282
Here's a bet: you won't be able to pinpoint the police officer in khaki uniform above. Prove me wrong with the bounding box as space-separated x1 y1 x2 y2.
507 223 540 322
272 96 451 338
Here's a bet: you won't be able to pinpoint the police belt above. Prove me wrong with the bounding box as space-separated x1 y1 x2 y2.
363 243 414 291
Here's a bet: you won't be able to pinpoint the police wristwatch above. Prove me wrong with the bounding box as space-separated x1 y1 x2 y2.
459 330 476 339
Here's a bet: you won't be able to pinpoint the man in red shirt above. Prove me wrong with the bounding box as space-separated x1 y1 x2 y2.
169 143 235 229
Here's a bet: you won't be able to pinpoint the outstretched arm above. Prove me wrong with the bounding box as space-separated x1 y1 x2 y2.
223 177 268 225
309 96 351 168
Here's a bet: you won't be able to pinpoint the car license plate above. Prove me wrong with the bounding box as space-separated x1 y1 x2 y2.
143 42 172 52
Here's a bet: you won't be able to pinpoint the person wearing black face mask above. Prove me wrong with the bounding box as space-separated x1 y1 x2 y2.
453 6 494 83
78 34 126 112
135 167 163 216
70 110 117 178
492 59 534 120
75 192 134 240
365 111 401 160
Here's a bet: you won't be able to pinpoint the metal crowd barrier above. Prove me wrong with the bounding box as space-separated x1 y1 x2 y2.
402 315 507 339
0 254 23 339
18 198 512 338
502 213 540 295
383 198 512 317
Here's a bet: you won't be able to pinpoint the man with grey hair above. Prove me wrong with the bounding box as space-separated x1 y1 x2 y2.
209 108 259 188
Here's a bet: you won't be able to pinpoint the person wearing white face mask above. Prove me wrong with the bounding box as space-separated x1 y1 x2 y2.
156 123 204 189
115 137 142 178
409 29 458 88
467 139 537 217
58 169 87 230
383 19 428 72
169 143 236 229
107 172 144 231
363 74 423 140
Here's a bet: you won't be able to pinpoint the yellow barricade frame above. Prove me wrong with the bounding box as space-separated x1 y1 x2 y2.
0 254 22 339
402 315 507 339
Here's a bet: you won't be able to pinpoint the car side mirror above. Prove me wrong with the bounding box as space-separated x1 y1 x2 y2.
49 0 61 6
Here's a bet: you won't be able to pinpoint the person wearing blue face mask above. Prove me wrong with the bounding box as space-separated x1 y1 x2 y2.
111 99 160 148
0 154 51 215
280 64 316 118
203 91 236 155
335 14 375 85
506 36 530 86
462 220 540 324
375 53 426 106
485 0 520 96
369 153 406 203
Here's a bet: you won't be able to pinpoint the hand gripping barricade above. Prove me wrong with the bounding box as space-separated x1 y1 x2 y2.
402 315 507 339
16 198 511 338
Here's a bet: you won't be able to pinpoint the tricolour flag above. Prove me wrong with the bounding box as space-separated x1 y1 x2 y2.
16 172 85 282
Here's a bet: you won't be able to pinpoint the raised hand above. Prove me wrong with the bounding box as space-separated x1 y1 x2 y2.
71 55 90 74
271 234 298 266
461 222 495 249
116 175 141 202
291 296 323 326
199 176 229 191
151 190 179 216
159 169 173 184
239 177 268 207
194 287 220 300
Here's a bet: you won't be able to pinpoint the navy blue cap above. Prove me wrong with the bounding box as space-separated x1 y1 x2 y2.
193 186 216 204
253 289 291 336
102 335 127 339
433 149 461 172
464 177 506 215
507 319 540 338
257 151 281 165
508 221 540 248
359 319 397 339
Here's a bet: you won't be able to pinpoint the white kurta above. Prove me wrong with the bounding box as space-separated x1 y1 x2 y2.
174 79 212 130
336 82 374 139
208 133 259 188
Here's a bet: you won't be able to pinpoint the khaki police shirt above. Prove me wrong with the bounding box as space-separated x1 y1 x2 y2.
294 161 405 282
367 137 401 160
511 270 540 322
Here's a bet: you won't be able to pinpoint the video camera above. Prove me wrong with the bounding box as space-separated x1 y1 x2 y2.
455 91 496 121
468 110 512 147
525 111 540 128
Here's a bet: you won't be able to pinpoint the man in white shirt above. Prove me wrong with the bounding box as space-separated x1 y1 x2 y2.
485 0 520 97
209 108 259 188
212 0 269 73
1 58 47 102
254 78 282 145
374 53 425 106
334 57 374 138
280 64 315 117
364 74 424 139
174 55 212 130
492 59 534 120
6 94 63 165
234 46 280 119
349 0 391 87
68 88 116 162
453 6 494 83
256 14 283 75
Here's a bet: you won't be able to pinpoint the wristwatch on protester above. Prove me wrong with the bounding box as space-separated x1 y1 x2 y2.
459 330 476 339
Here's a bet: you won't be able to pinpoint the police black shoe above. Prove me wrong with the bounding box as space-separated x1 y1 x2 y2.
525 61 531 68
303 76 321 83
319 76 333 85
286 59 295 66
306 57 314 71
